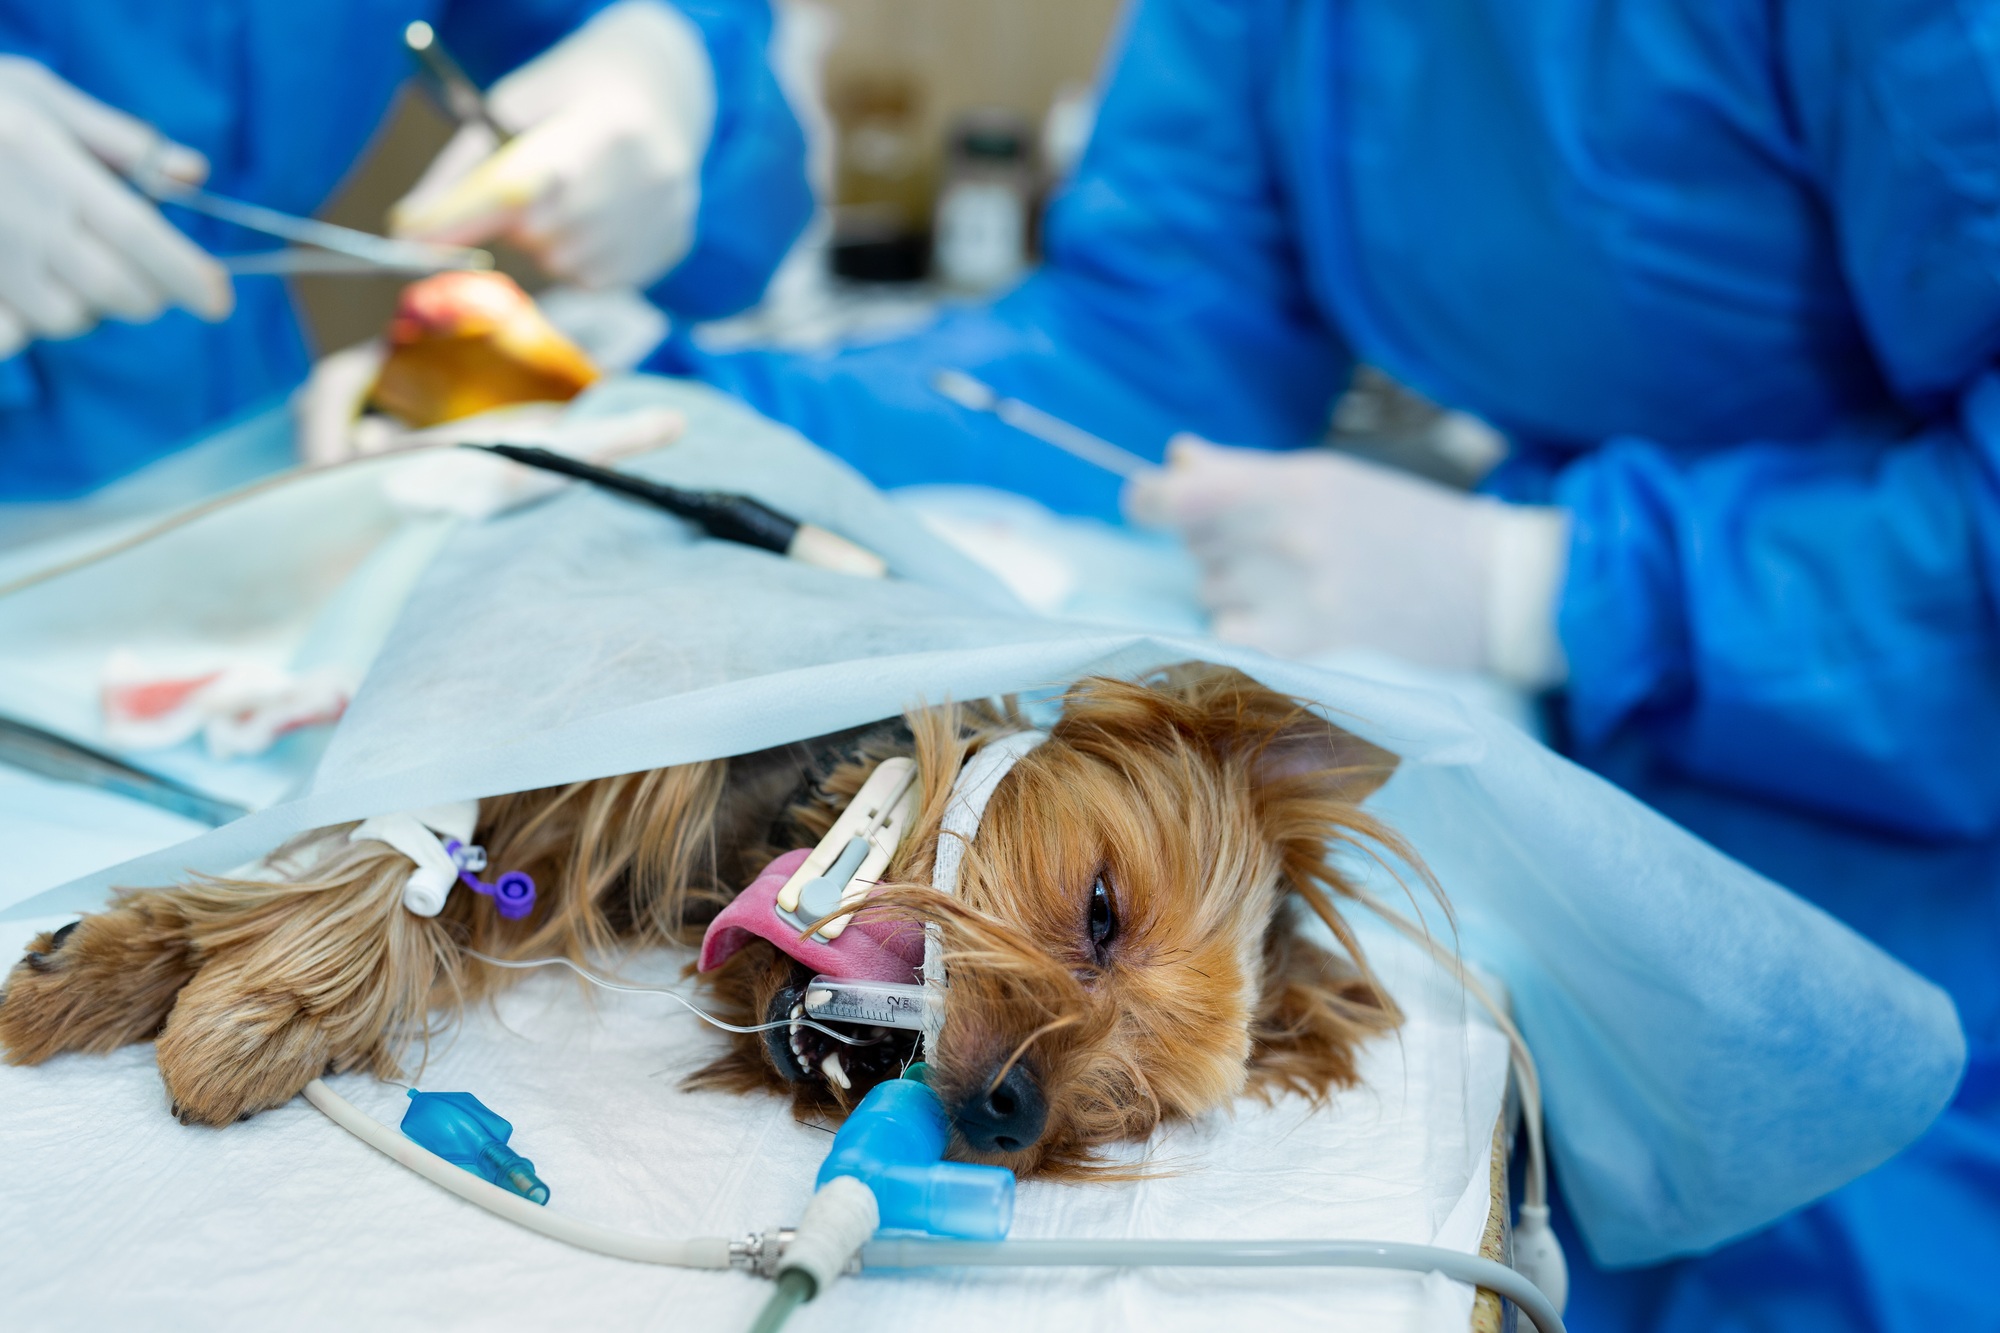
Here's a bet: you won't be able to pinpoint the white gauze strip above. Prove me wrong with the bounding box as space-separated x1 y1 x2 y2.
923 729 1047 1057
349 800 480 916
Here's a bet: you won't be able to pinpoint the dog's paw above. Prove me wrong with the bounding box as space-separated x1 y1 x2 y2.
0 902 200 1064
153 963 336 1126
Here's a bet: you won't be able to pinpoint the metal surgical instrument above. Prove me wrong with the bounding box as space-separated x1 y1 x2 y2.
134 171 493 277
404 21 514 146
0 713 248 827
931 369 1155 479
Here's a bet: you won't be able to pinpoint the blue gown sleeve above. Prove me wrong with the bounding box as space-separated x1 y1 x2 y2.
441 0 810 320
661 0 1349 520
1554 1 2000 839
643 0 811 318
437 0 616 83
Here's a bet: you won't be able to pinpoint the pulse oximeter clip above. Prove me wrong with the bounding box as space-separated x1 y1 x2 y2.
774 758 920 942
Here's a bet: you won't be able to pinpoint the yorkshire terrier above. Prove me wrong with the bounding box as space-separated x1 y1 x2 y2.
0 664 1413 1177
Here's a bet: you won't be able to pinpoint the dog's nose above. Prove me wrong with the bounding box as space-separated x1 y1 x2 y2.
953 1062 1047 1155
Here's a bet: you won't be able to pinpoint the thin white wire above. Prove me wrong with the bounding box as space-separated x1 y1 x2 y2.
463 950 888 1047
1370 913 1548 1211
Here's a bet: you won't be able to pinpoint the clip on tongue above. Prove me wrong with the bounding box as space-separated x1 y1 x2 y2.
774 758 920 943
699 848 925 983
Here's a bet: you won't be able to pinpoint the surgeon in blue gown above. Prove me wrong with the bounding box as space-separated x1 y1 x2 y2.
0 0 808 500
664 0 2000 1327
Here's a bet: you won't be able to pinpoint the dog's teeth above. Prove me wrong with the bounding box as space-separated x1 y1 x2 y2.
821 1053 850 1090
791 1001 804 1019
804 989 833 1011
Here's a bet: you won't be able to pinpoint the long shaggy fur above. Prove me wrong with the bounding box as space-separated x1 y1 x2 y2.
0 664 1425 1177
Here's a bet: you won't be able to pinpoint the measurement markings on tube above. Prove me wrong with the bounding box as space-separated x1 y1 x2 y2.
804 989 928 1029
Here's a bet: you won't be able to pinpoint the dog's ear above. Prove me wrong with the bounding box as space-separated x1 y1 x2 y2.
1243 711 1398 805
1146 664 1412 1089
1140 661 1400 804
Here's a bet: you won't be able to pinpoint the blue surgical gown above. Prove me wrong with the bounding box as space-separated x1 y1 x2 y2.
0 0 809 500
663 0 2000 1325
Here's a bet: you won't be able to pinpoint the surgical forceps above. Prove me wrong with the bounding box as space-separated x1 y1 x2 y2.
133 164 493 277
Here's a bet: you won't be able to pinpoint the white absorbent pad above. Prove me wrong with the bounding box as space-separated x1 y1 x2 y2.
0 374 1966 1267
0 914 1507 1333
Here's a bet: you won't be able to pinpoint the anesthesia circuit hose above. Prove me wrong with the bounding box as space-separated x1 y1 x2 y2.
864 1239 1565 1333
300 1079 1567 1333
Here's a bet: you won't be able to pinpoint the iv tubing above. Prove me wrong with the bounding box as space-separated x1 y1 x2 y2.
750 1271 814 1333
303 1078 732 1268
462 950 888 1047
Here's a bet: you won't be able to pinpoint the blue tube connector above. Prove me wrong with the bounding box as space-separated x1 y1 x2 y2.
816 1064 1014 1240
400 1089 551 1205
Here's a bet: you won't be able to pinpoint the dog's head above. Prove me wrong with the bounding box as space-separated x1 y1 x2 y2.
698 664 1409 1176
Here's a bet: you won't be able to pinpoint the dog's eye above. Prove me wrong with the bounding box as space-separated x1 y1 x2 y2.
1087 875 1118 955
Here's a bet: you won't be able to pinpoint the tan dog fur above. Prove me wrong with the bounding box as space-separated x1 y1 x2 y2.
1 665 1413 1173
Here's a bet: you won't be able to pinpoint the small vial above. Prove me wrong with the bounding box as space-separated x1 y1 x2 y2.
933 111 1033 293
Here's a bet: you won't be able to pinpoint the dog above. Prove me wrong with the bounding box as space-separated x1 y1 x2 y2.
0 664 1415 1177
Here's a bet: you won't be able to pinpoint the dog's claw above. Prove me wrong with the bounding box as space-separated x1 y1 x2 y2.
17 920 82 976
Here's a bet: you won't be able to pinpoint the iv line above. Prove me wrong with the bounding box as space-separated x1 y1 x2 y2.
463 950 889 1048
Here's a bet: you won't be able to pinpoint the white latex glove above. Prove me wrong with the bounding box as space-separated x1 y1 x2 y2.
1126 436 1574 688
293 338 391 467
389 0 716 290
0 57 232 359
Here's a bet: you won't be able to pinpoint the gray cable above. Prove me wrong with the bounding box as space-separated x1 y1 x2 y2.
861 1237 1566 1333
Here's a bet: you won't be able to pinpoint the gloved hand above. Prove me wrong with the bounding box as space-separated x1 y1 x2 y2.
389 0 716 291
1125 436 1574 687
0 57 231 359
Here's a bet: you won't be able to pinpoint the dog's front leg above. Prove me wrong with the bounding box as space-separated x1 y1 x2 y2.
2 839 460 1126
0 893 201 1064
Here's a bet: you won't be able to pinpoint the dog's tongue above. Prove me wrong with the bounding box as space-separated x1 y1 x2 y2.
698 848 924 983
